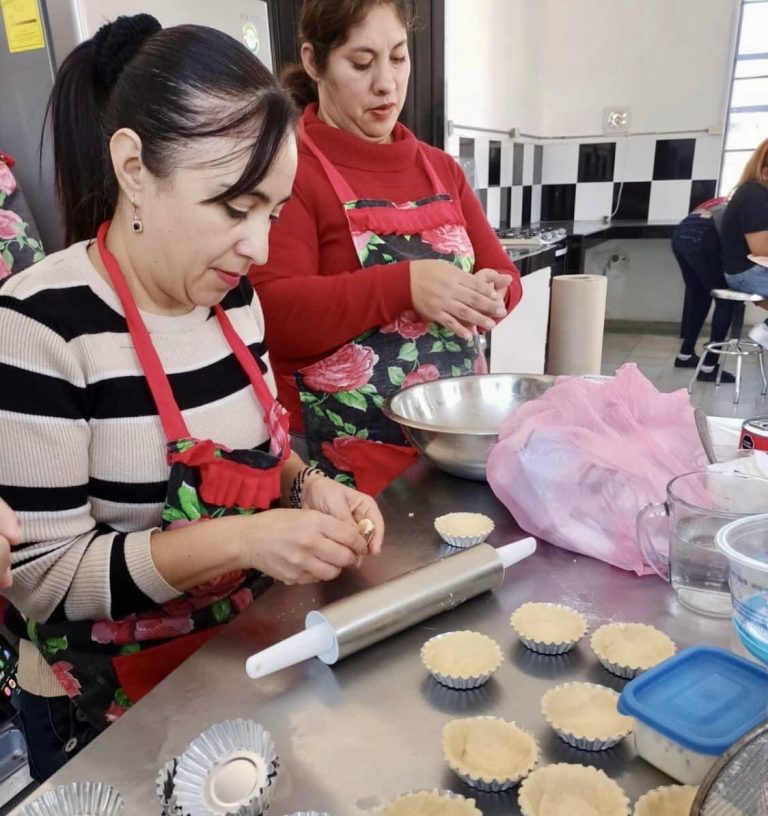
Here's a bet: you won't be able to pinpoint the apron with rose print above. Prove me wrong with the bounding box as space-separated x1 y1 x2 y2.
5 222 291 729
296 123 487 487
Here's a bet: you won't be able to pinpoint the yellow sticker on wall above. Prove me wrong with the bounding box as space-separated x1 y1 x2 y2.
1 0 45 54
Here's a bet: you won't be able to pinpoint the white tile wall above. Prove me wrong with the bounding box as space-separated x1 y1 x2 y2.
531 185 542 224
451 131 719 226
692 135 725 180
523 143 535 185
541 142 580 184
500 142 514 187
474 139 490 190
648 180 693 221
511 186 523 228
486 186 501 229
574 181 614 221
614 136 656 182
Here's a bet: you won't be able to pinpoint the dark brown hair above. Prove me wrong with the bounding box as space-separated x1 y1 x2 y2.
282 0 416 109
47 16 297 245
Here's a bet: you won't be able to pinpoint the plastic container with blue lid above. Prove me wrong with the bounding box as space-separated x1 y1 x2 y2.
618 645 768 784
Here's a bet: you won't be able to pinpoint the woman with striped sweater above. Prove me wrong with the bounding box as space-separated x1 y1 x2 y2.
0 14 383 781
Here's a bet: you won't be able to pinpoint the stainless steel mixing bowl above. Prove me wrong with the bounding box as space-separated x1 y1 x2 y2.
382 373 556 480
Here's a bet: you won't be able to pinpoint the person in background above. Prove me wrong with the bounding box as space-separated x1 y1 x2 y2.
671 197 735 382
253 0 522 494
0 14 383 781
0 498 18 589
720 138 768 346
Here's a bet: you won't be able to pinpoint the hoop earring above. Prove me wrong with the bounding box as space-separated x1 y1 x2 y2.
130 196 143 234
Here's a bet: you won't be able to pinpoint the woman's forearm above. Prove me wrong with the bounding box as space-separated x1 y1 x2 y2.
151 454 322 591
149 514 248 592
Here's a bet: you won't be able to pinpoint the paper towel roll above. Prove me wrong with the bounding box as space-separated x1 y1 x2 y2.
546 274 608 375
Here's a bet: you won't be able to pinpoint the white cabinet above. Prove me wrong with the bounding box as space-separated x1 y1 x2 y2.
489 266 551 374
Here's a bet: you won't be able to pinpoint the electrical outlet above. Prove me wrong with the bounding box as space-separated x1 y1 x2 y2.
604 107 631 134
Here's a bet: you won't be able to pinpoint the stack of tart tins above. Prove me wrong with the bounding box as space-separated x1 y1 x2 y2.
19 782 124 816
156 719 279 816
156 757 182 816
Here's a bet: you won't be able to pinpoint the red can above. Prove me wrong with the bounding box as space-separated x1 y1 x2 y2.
739 416 768 451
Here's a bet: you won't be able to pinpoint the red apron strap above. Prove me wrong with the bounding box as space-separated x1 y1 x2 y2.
299 119 358 203
213 305 290 460
96 222 189 443
213 305 273 409
415 144 448 193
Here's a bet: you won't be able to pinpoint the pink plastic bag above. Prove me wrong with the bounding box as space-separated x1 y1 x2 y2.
486 364 707 575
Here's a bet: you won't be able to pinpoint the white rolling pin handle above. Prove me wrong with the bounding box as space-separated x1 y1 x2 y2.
245 619 336 679
497 537 537 569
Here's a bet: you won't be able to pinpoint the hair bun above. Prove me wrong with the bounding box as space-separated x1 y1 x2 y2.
93 13 161 93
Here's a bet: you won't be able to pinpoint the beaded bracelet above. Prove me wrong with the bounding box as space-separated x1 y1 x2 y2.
289 466 325 509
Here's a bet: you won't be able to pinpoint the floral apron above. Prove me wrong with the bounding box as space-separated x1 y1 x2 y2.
297 123 487 487
7 222 291 729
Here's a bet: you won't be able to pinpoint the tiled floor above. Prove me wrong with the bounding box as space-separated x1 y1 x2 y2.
602 329 768 419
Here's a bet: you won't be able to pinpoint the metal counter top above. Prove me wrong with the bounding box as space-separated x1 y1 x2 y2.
11 462 736 815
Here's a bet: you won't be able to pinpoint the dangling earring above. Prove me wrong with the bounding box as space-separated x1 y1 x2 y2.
130 195 143 234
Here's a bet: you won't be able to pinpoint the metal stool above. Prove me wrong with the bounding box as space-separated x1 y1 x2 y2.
688 289 768 404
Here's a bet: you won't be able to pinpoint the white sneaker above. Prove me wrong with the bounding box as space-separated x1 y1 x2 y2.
749 322 768 348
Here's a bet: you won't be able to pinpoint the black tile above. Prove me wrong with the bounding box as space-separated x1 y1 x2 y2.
689 179 718 212
612 181 651 220
578 142 616 183
477 188 487 211
541 184 576 221
500 187 511 228
513 143 524 186
653 138 695 180
533 145 543 185
522 185 532 225
489 140 501 187
459 137 475 159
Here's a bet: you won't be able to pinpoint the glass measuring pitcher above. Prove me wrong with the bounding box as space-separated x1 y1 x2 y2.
637 471 768 617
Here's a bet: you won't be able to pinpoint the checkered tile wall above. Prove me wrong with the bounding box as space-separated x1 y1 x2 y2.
452 132 723 229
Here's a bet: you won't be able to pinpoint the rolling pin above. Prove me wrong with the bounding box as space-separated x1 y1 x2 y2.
245 538 536 679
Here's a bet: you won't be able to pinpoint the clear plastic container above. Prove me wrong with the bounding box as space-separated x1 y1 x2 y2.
631 721 718 785
619 646 768 784
716 513 768 664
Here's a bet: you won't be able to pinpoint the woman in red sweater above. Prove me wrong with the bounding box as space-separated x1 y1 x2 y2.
254 0 522 491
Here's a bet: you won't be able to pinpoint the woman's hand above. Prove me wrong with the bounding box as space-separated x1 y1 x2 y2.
474 268 511 323
301 475 385 555
410 259 507 340
0 498 20 589
241 507 370 585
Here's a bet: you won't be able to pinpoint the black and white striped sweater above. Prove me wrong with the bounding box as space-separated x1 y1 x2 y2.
0 241 273 695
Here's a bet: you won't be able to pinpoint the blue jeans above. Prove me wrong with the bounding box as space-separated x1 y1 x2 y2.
726 265 768 326
672 215 733 360
18 691 99 782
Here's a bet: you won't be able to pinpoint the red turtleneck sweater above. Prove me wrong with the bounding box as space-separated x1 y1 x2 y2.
253 104 522 430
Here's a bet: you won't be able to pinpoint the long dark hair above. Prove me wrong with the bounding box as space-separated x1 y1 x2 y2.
47 15 297 245
282 0 416 109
